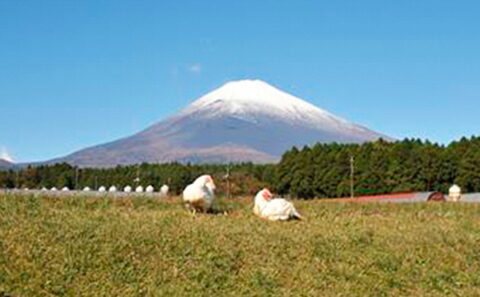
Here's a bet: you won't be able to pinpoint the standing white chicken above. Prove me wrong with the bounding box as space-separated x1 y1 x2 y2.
183 175 216 213
253 188 303 221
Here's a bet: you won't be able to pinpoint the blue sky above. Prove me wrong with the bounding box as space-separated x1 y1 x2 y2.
1 0 479 162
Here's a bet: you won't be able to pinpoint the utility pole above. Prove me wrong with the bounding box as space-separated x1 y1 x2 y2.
15 170 19 189
225 164 231 199
74 167 79 190
350 156 355 199
135 164 141 185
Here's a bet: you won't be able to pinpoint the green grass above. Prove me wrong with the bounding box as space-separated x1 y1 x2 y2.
1 194 480 296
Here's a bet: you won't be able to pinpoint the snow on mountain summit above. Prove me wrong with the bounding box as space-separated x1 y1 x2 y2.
183 79 362 133
189 79 325 114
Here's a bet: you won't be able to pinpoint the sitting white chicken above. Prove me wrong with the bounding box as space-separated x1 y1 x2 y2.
253 188 303 221
183 175 216 213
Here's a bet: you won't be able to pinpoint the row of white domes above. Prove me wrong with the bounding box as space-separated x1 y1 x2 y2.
41 185 169 194
97 185 157 193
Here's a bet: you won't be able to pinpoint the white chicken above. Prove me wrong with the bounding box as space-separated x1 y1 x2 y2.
182 175 216 213
253 188 303 221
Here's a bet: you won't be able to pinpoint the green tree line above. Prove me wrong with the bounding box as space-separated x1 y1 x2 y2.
0 162 275 197
1 137 480 198
276 137 480 198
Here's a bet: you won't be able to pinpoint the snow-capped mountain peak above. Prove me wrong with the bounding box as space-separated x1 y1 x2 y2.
189 79 322 114
0 147 15 164
182 79 357 132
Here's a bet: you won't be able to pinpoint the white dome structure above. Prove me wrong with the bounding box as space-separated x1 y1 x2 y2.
449 184 462 202
41 187 48 191
124 185 132 192
135 186 144 193
62 187 69 191
50 187 58 191
83 187 91 192
146 185 154 193
109 186 117 192
98 186 106 192
160 184 169 197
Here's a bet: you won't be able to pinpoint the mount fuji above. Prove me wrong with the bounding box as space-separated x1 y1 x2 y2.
48 80 389 167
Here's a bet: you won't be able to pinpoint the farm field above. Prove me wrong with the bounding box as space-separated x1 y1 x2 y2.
1 195 480 296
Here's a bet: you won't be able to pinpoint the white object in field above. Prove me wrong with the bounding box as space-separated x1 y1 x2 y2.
50 187 58 191
135 186 144 193
449 184 462 202
24 187 29 191
62 187 69 191
253 188 303 221
146 185 154 193
160 184 169 197
41 187 48 191
124 185 132 192
183 175 216 212
109 186 117 192
98 186 106 192
83 187 91 192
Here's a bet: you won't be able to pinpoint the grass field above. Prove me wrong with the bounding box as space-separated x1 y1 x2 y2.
1 195 480 296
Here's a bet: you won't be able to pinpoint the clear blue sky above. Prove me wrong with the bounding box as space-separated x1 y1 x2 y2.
1 0 479 162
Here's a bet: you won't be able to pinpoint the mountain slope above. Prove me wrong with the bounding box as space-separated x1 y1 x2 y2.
0 158 13 170
49 80 389 167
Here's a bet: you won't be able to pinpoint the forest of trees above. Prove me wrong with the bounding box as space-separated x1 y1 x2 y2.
276 137 480 198
2 137 480 199
0 162 275 197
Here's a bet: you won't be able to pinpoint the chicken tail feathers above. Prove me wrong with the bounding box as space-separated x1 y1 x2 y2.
291 209 303 220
